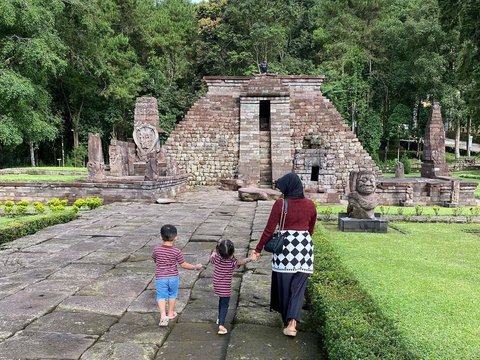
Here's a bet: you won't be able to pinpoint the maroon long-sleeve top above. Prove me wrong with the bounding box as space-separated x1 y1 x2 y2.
256 198 317 253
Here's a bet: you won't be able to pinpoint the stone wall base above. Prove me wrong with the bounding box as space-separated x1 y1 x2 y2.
0 176 187 204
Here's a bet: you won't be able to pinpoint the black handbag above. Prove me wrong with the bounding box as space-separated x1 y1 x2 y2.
264 199 288 254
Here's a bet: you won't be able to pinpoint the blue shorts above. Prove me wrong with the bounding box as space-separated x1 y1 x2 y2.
155 276 179 300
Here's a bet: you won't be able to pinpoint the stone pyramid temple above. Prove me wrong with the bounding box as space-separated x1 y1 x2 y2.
164 75 379 202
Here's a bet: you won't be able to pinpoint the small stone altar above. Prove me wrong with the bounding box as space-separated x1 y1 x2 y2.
339 171 388 232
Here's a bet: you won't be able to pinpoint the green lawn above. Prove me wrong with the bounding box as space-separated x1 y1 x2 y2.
323 222 480 359
2 166 87 172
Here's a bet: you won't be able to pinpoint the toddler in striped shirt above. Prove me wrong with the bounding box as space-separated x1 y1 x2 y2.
152 224 203 327
210 239 253 335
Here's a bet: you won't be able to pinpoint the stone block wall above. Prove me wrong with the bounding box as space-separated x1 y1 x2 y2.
164 95 241 186
288 83 379 194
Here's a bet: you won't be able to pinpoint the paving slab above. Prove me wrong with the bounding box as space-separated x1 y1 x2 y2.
101 312 168 346
225 324 321 360
80 341 157 360
156 323 227 360
0 331 97 360
75 251 131 264
128 288 191 314
58 295 136 317
49 263 114 280
25 310 118 335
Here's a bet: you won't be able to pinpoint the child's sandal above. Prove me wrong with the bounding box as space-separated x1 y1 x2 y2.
167 312 178 320
159 318 169 327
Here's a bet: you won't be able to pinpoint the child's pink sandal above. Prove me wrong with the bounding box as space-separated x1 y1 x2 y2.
158 318 169 327
166 312 178 320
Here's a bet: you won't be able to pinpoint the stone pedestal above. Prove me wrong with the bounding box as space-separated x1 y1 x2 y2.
338 213 388 233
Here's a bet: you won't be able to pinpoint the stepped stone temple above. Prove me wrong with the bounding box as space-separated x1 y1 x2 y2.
164 75 379 202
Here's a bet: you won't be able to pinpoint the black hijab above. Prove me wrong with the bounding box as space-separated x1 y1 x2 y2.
276 172 304 198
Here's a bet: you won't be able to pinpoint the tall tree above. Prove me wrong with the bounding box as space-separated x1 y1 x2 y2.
0 0 66 165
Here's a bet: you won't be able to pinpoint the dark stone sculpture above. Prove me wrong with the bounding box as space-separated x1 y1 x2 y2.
259 60 268 74
347 170 378 220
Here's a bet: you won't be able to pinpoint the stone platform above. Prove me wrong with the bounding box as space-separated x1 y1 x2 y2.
0 175 187 204
376 176 477 207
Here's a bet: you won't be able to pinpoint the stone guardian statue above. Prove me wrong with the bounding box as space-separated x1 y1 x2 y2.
347 170 378 220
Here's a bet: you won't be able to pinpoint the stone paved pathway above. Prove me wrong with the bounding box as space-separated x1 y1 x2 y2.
0 188 322 360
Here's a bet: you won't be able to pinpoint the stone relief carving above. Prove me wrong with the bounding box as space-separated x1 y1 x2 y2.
133 124 159 161
347 170 378 220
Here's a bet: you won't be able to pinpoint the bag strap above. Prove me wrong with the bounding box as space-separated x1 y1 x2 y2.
279 199 288 231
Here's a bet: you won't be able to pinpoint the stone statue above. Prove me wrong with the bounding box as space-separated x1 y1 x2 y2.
259 60 268 74
347 170 378 220
87 133 106 181
395 161 404 178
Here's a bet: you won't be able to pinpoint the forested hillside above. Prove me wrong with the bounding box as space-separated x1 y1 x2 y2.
0 0 479 167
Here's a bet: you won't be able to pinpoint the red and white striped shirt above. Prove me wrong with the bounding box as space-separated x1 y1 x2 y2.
210 254 239 297
152 244 185 278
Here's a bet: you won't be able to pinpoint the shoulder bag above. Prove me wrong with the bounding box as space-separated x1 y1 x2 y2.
264 199 288 255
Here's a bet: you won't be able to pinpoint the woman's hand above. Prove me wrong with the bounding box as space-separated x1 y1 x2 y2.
250 250 261 261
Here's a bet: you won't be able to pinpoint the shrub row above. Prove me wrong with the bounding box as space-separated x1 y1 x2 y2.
0 209 78 245
0 197 103 216
308 228 419 360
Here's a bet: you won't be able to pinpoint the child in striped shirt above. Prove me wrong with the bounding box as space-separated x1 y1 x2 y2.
152 224 203 327
210 239 253 335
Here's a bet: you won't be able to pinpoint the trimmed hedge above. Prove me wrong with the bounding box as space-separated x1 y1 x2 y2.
0 209 78 245
308 227 419 360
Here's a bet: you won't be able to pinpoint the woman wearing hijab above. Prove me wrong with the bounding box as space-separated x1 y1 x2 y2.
252 172 317 337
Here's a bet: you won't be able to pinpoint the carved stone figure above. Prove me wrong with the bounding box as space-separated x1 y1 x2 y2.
133 124 159 161
395 162 404 178
109 140 131 176
87 133 105 180
347 170 378 220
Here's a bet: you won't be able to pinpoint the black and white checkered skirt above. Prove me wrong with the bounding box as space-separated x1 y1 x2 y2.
272 230 314 273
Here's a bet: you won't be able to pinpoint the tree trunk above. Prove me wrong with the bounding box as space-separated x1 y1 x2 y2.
73 129 79 148
455 118 461 160
61 136 65 167
384 139 389 161
466 115 471 157
29 142 36 167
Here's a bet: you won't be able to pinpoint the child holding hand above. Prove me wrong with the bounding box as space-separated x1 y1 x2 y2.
210 239 253 335
152 224 202 327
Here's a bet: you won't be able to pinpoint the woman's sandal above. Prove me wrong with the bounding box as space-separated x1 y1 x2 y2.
218 326 228 335
283 328 297 337
158 317 169 327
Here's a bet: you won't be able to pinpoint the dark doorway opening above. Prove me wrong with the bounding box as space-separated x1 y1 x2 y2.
259 100 271 131
311 165 320 181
